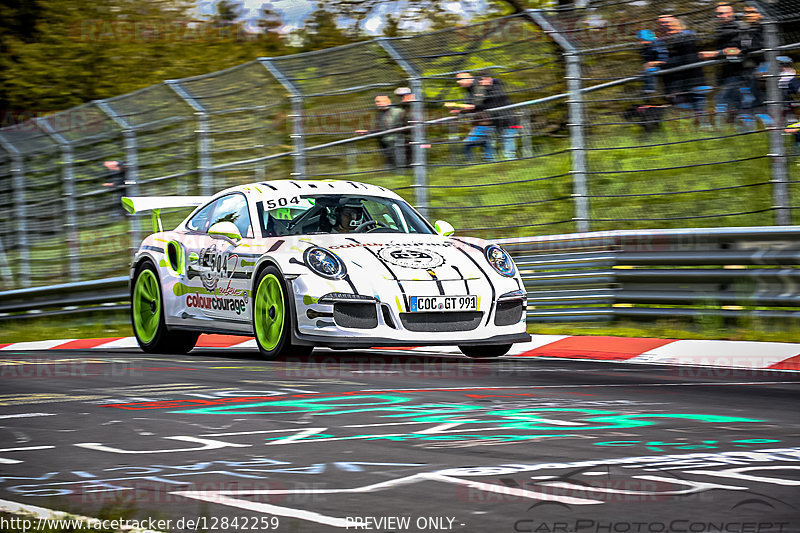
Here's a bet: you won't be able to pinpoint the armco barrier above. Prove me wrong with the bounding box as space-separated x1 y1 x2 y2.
1 226 798 322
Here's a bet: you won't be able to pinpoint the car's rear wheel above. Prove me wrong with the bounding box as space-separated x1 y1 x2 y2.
132 261 198 354
458 344 511 358
253 266 313 360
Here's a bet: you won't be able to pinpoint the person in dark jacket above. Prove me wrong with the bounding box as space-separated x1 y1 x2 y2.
700 3 747 125
450 72 519 160
738 6 769 128
394 86 415 168
102 160 128 218
649 17 708 124
356 95 405 169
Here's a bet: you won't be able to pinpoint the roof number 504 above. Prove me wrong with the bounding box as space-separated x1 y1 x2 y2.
265 196 300 210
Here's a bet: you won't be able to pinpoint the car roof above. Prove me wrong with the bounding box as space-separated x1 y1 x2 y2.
219 180 404 202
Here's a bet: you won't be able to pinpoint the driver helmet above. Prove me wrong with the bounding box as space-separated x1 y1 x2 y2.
329 198 365 229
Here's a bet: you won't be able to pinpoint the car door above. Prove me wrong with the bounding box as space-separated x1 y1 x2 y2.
183 193 254 331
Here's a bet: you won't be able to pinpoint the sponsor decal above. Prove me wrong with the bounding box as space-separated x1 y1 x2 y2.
329 241 453 249
187 244 246 295
185 294 247 315
378 246 445 269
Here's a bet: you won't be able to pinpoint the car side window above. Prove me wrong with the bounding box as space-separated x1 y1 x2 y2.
187 202 215 233
208 194 253 238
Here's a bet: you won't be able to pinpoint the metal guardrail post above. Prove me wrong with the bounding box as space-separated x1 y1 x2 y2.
0 134 30 287
527 9 589 232
378 38 429 217
259 58 306 180
764 19 790 225
566 51 590 233
96 100 142 256
37 118 80 282
166 80 213 195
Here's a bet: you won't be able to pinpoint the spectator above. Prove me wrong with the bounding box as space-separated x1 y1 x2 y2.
463 112 495 162
477 73 520 160
700 3 746 126
780 57 800 137
356 94 405 169
638 29 668 94
652 17 709 125
449 71 519 160
784 72 800 154
102 160 128 219
738 6 769 129
394 86 415 167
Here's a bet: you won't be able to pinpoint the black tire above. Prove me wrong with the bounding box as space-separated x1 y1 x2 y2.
131 261 199 354
253 266 313 360
458 344 512 358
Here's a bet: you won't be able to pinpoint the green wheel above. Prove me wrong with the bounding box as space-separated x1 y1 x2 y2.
458 344 511 359
253 266 312 360
131 261 198 354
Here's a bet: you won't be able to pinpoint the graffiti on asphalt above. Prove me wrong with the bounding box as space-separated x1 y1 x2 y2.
96 389 769 448
1 459 427 498
170 447 800 529
592 438 783 451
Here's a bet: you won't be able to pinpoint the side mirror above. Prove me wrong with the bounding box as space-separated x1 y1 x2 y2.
434 220 455 237
208 221 242 241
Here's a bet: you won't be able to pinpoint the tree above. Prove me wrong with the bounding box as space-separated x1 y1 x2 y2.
294 3 352 52
382 14 402 37
213 0 243 26
256 3 285 55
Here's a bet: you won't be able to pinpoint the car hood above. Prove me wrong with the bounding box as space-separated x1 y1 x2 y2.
278 233 491 281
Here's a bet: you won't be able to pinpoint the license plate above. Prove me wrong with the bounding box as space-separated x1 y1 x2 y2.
409 295 478 312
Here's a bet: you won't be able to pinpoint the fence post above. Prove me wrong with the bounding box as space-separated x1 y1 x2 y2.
526 9 588 232
96 100 142 256
764 19 789 225
0 134 30 287
167 80 213 195
259 58 306 179
377 38 429 216
37 118 80 281
566 51 590 232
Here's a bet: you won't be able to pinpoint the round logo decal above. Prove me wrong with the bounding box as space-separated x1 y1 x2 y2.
378 246 444 269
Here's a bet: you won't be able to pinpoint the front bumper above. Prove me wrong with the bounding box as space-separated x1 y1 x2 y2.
288 276 528 348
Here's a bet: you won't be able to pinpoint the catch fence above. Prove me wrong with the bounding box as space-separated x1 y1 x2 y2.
0 1 798 290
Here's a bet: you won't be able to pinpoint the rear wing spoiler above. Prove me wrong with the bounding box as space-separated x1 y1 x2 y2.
122 196 209 232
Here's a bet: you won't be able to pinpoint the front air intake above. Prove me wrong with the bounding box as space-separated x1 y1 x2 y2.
399 312 483 332
333 302 379 329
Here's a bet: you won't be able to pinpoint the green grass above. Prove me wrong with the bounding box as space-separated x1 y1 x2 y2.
0 311 132 344
2 310 798 344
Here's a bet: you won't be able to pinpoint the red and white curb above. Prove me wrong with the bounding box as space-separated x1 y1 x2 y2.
2 334 799 371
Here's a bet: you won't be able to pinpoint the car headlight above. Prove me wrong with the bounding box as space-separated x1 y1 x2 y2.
484 245 515 277
304 246 347 279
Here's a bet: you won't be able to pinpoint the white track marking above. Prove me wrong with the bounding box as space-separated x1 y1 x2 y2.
1 340 76 350
631 340 800 368
0 413 56 419
92 337 139 349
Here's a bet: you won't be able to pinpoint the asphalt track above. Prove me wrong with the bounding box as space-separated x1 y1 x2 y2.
1 346 799 533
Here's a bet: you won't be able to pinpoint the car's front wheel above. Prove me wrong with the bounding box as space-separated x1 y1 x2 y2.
458 344 511 358
253 266 313 360
132 261 198 354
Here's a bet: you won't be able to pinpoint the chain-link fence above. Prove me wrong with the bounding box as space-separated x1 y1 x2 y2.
0 4 798 290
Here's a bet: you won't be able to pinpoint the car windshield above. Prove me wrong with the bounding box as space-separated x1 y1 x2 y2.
257 194 435 237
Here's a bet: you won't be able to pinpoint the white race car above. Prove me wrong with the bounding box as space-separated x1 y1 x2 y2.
124 180 529 359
